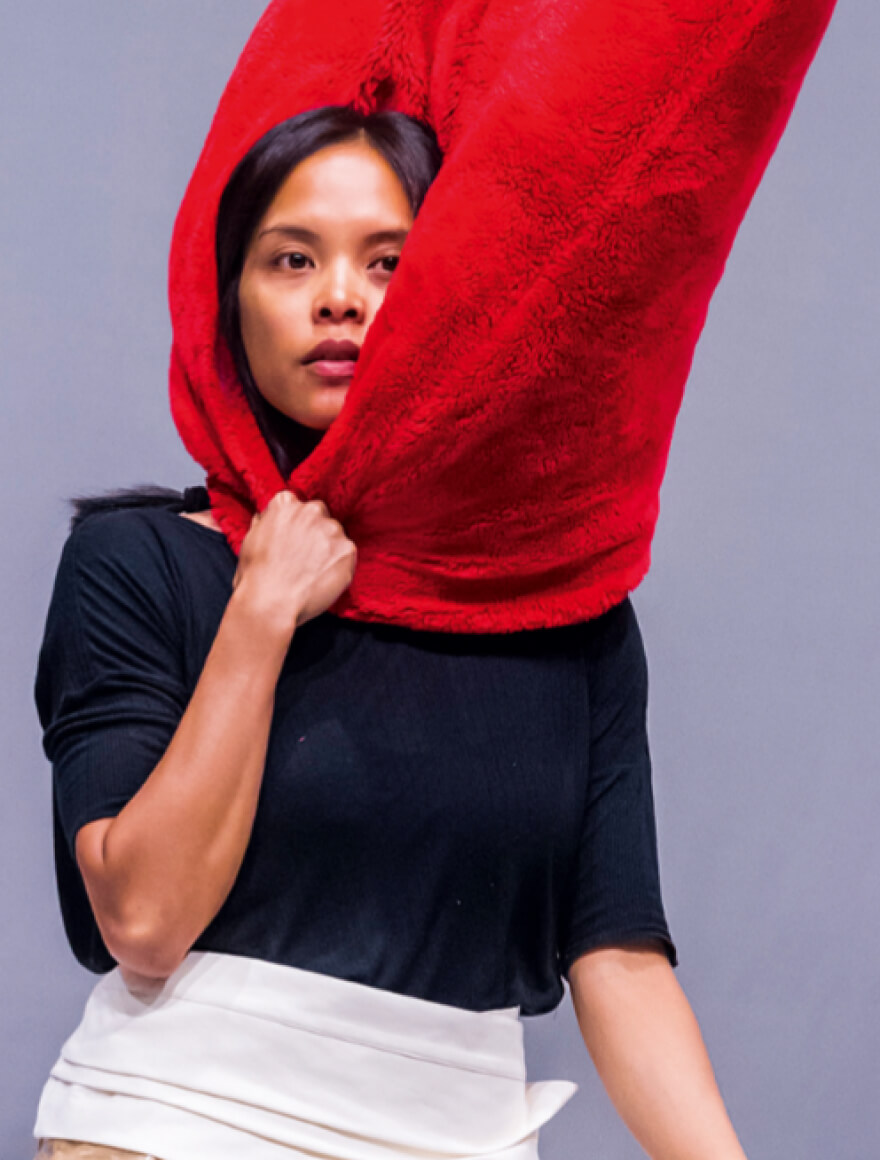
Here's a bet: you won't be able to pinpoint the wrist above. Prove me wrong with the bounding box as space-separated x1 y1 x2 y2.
224 579 299 659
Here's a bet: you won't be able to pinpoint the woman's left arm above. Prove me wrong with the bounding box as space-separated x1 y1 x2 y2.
569 941 748 1160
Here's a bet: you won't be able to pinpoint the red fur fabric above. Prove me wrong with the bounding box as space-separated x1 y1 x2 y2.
169 0 836 632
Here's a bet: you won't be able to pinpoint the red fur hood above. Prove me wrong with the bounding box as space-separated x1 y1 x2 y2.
169 0 836 632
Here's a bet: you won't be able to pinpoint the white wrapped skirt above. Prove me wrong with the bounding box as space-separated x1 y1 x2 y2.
34 952 578 1160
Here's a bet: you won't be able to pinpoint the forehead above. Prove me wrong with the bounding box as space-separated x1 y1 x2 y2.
261 140 413 230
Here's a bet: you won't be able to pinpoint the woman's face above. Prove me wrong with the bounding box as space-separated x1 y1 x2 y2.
238 138 414 431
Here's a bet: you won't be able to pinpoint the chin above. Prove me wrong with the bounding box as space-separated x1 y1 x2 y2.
294 405 342 433
272 389 344 433
309 392 349 429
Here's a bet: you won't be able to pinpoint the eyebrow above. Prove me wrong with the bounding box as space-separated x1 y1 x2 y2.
257 225 410 246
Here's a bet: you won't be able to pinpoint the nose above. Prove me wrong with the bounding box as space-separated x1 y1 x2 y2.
312 260 366 324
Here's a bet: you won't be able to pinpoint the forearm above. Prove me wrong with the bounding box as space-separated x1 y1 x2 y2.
85 586 293 973
570 945 747 1160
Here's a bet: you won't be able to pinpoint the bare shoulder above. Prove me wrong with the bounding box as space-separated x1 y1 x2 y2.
178 511 223 533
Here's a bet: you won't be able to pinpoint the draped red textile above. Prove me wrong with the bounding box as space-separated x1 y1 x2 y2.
169 0 836 632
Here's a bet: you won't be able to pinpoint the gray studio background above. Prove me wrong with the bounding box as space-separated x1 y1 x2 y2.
2 3 877 1158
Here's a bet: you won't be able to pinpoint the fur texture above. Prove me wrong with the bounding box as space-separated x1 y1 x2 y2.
169 0 836 632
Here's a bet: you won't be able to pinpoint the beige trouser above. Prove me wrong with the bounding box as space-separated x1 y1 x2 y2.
35 1142 158 1159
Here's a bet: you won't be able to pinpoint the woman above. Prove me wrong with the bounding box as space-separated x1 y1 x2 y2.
31 102 754 1159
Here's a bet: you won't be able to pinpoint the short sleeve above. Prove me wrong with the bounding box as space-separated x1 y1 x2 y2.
559 598 678 977
34 510 190 970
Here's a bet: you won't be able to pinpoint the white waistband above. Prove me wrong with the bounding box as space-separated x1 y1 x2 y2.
35 952 577 1160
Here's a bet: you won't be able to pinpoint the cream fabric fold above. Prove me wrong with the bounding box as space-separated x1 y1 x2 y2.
35 953 578 1160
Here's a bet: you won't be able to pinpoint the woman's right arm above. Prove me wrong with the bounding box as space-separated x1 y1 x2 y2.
74 491 356 980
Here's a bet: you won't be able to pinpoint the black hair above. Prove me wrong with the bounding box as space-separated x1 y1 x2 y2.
66 484 212 531
68 105 443 531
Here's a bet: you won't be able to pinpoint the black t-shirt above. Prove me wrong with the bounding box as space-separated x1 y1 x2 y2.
34 500 677 1016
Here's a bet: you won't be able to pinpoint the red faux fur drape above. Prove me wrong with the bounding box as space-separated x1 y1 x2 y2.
169 0 836 632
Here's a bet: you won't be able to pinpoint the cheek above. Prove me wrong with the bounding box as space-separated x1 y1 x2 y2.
371 285 391 317
239 281 303 363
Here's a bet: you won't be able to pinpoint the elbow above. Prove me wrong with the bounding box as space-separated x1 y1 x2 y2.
102 914 190 981
75 819 191 981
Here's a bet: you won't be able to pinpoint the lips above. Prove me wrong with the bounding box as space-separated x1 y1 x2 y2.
308 359 357 381
303 338 361 364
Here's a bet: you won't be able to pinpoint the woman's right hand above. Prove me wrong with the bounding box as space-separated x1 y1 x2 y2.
231 490 357 635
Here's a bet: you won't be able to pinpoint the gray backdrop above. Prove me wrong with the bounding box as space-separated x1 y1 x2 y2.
2 3 877 1158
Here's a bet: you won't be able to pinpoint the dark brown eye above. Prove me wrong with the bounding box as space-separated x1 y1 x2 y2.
374 255 400 274
278 252 310 270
